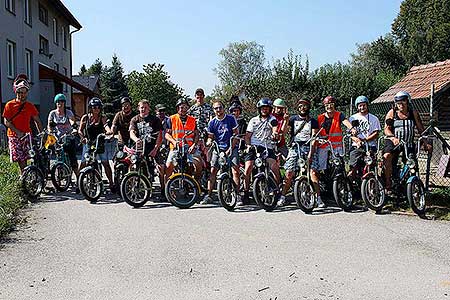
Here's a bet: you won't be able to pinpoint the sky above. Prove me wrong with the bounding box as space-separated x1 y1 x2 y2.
64 0 403 97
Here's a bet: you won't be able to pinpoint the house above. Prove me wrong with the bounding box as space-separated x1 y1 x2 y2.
72 75 101 119
372 59 450 130
0 0 95 123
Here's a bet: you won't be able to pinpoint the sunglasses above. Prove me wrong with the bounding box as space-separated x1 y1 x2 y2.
213 106 223 110
16 91 27 94
92 106 101 109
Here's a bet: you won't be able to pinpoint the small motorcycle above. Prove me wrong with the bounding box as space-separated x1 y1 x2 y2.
50 130 77 192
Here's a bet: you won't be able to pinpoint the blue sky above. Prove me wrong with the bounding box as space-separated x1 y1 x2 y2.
64 0 403 97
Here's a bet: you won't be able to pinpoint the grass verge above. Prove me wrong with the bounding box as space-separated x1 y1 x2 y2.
0 154 25 237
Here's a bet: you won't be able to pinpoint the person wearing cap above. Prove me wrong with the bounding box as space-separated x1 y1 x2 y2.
314 96 355 207
228 97 247 151
383 91 430 193
111 97 136 148
154 103 170 193
347 96 381 178
47 93 79 180
278 99 320 207
2 75 42 173
272 98 290 161
165 98 202 183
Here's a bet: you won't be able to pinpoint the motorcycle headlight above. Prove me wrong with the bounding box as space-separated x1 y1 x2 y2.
84 153 90 160
28 149 36 158
332 158 341 166
130 155 138 164
116 151 125 160
364 156 373 165
219 156 227 166
298 158 306 167
255 158 263 168
406 158 416 169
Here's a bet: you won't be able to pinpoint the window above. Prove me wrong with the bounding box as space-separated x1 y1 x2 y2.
54 63 59 72
5 0 15 14
24 0 31 25
53 18 59 45
6 40 16 79
25 49 33 81
62 26 68 50
63 67 68 92
39 3 48 25
39 35 49 55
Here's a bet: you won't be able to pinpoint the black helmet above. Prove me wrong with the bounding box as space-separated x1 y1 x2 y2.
229 102 243 113
256 97 273 109
176 98 189 108
89 97 103 108
120 97 131 105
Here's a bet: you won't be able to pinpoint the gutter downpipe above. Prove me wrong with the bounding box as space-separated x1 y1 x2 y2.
69 26 81 111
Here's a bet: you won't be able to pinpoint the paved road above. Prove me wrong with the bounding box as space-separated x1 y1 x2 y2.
1 190 449 300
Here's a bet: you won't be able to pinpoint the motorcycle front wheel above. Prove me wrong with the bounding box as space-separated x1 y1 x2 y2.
50 162 72 192
361 175 385 212
218 175 238 211
78 169 103 202
294 177 315 213
165 173 200 209
333 177 353 211
120 172 152 208
253 175 279 212
407 177 426 216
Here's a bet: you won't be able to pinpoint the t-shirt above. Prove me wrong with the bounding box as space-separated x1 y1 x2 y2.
289 115 319 144
188 103 214 135
112 110 136 145
273 113 287 147
349 113 381 147
322 112 346 135
2 99 39 137
246 115 278 149
207 114 238 150
48 109 74 138
129 114 162 153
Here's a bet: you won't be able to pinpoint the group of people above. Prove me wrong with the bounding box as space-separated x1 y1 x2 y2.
2 73 431 206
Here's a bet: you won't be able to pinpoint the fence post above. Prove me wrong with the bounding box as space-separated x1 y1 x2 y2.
425 83 435 190
430 83 435 121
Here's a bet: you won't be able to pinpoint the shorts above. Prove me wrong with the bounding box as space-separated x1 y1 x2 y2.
166 147 201 166
62 136 79 168
383 139 416 164
277 144 288 161
314 146 343 171
284 144 319 171
81 144 108 162
210 147 239 168
244 145 276 162
8 136 30 162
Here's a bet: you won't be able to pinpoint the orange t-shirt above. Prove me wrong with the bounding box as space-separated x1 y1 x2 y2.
2 99 39 137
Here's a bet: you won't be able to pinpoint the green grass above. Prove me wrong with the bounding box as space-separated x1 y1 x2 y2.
0 154 25 237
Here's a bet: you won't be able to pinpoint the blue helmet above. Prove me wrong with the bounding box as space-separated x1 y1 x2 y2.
256 97 273 109
394 91 411 103
54 93 66 103
354 96 369 108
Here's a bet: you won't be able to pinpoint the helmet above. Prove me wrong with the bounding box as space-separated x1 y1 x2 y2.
297 99 311 107
120 97 131 105
273 98 286 108
54 93 66 103
13 80 30 93
155 104 166 111
195 88 205 96
256 98 273 109
89 97 103 108
394 91 411 102
322 96 336 105
229 102 243 113
176 98 189 108
354 96 369 108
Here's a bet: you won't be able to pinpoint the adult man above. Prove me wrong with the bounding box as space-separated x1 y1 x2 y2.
348 96 381 178
203 100 239 204
2 75 42 173
228 100 247 150
154 103 170 192
188 88 214 139
165 98 202 182
383 91 430 193
272 98 290 160
314 96 355 207
243 98 279 204
111 97 136 148
129 99 163 159
278 99 319 206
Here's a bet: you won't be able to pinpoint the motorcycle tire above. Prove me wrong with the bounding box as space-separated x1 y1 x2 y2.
294 177 315 213
407 177 426 216
50 162 72 192
21 166 45 201
361 175 385 212
114 162 128 197
253 175 279 212
120 172 152 208
333 177 353 211
218 175 238 211
165 173 200 209
78 169 103 203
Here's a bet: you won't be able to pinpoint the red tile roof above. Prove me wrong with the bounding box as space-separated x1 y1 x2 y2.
373 59 450 103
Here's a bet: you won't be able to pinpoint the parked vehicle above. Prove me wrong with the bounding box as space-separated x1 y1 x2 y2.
50 130 76 192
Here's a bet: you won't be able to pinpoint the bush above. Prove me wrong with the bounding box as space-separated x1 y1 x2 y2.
0 155 25 237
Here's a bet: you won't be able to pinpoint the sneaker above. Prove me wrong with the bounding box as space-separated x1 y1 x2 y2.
277 195 287 207
242 191 250 205
200 194 213 205
316 196 326 208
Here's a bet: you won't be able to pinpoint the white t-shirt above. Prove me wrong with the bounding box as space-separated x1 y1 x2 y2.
48 109 75 138
349 113 381 147
246 115 278 148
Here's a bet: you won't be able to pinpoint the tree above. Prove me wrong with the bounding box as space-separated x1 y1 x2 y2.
392 0 450 67
86 58 104 76
79 64 87 76
127 63 184 114
214 41 269 101
101 54 128 104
